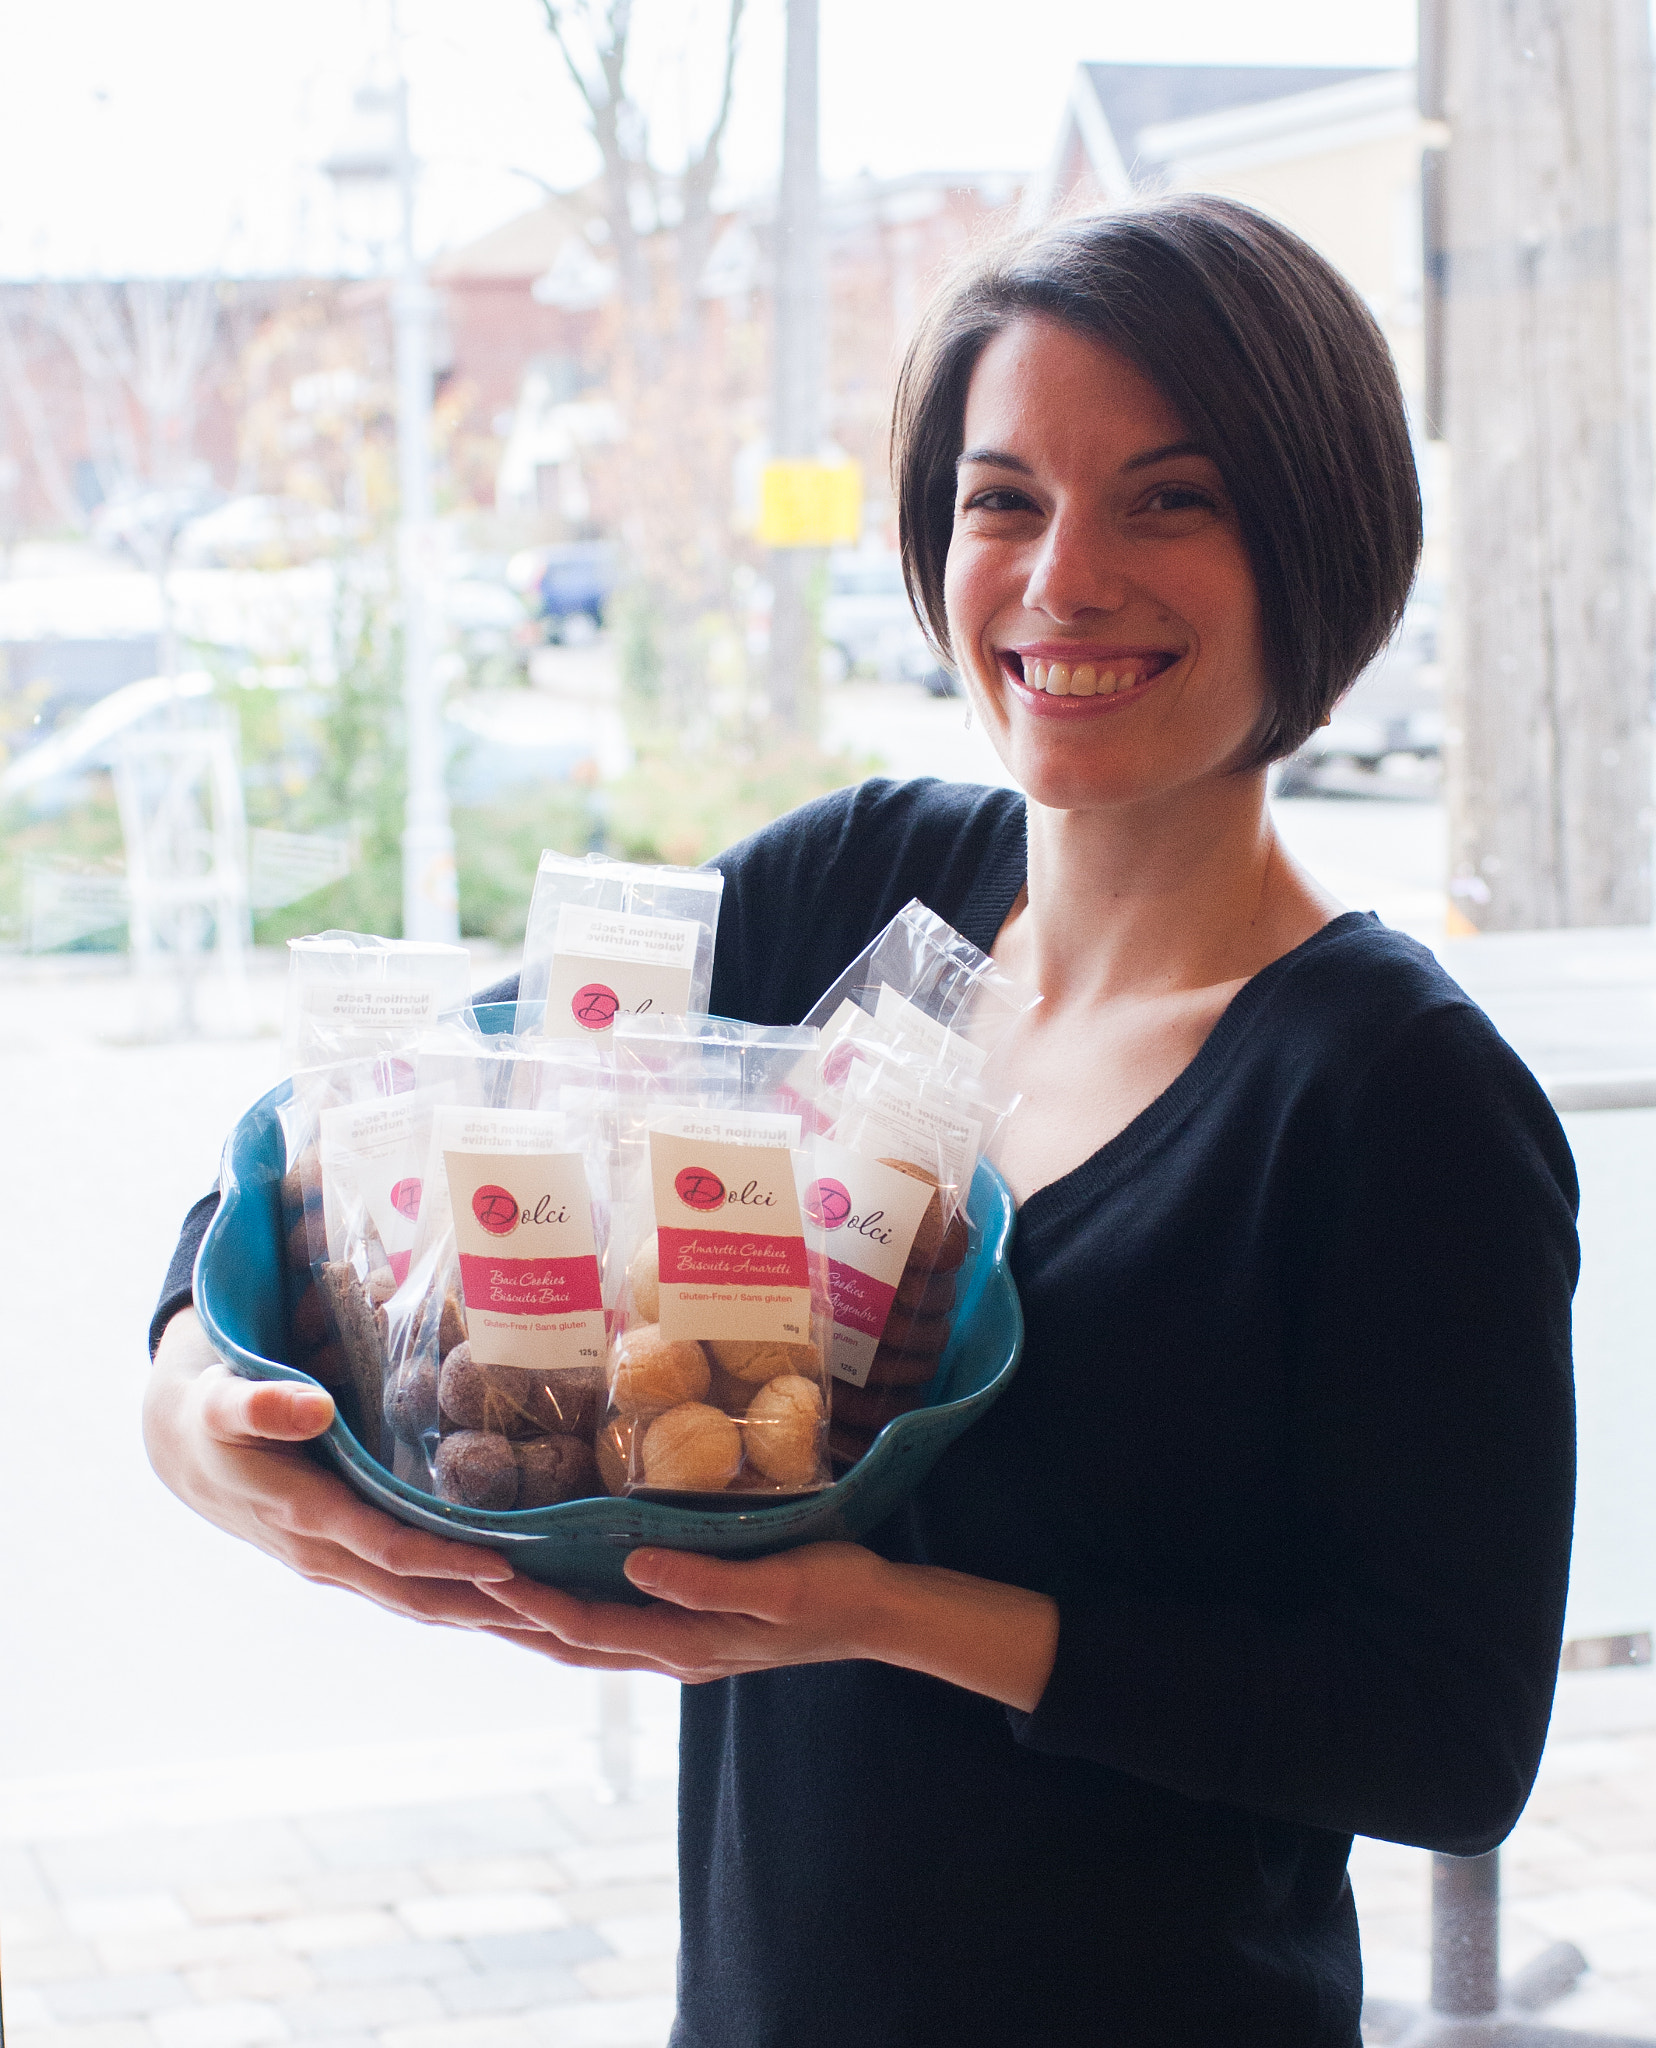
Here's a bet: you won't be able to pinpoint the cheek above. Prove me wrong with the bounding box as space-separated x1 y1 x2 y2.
942 540 993 666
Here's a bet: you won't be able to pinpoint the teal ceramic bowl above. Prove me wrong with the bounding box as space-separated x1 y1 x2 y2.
195 1003 1023 1599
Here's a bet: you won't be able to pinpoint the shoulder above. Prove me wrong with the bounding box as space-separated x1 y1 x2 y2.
708 777 1026 1025
1252 914 1578 1228
710 775 1022 914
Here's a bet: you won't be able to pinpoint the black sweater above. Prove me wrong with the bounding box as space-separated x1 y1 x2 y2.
155 778 1579 2048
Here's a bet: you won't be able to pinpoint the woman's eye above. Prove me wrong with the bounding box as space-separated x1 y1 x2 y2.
1142 485 1219 516
960 488 1037 515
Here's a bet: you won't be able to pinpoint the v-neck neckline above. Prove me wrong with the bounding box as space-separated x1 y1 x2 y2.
946 793 1374 1230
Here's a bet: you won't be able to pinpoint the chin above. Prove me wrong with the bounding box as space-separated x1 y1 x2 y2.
1004 740 1163 812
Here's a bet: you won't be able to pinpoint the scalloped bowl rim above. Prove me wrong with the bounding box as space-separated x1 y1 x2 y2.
194 1026 1023 1556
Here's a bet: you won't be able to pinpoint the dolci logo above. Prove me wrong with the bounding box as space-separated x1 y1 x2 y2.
571 982 620 1031
472 1184 519 1236
803 1177 852 1229
674 1165 726 1212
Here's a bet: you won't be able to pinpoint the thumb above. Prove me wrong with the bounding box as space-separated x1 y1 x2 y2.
204 1369 336 1446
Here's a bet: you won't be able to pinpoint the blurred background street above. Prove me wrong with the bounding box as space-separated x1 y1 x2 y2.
4 0 1656 2041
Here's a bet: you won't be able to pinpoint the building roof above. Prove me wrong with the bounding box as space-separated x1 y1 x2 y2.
432 192 600 281
1082 62 1383 173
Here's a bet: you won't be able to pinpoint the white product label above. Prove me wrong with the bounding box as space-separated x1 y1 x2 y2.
540 905 702 1039
651 1107 802 1149
414 1105 571 1262
873 984 989 1075
648 1131 811 1344
301 985 442 1033
319 1089 447 1283
803 1135 938 1386
446 1146 606 1372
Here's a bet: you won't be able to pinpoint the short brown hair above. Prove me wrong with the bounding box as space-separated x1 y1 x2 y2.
891 196 1422 766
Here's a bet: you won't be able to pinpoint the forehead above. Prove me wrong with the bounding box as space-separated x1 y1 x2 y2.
961 315 1191 461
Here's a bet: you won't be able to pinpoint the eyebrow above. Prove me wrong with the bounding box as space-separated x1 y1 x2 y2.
956 439 1212 474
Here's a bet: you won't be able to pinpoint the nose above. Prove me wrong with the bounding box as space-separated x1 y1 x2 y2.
1021 505 1128 623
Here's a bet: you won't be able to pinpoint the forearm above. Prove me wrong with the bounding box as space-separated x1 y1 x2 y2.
865 1559 1060 1713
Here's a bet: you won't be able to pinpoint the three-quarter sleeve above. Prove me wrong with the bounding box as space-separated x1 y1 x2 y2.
1009 1001 1578 1855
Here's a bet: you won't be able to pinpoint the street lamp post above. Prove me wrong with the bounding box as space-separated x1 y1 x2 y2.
324 55 458 943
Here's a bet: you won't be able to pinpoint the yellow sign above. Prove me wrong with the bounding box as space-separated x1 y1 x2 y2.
757 459 862 547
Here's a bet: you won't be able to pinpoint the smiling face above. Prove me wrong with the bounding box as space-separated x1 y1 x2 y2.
944 315 1268 813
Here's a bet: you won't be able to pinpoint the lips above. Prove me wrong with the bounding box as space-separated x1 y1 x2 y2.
999 649 1179 699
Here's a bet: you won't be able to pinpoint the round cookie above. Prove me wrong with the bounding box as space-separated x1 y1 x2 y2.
514 1433 601 1508
878 1305 950 1358
434 1429 518 1509
641 1402 743 1491
893 1265 956 1315
384 1355 438 1441
291 1280 328 1347
286 1213 315 1273
626 1236 661 1322
438 1290 468 1360
596 1413 642 1495
878 1156 968 1272
863 1344 940 1389
438 1345 542 1440
609 1325 710 1414
742 1374 824 1486
706 1338 821 1385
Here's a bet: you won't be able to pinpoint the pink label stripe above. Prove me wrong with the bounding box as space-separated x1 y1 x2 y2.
389 1250 411 1286
657 1225 810 1289
825 1258 897 1341
459 1253 603 1315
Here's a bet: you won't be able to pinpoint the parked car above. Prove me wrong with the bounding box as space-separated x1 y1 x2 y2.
1273 589 1443 798
823 549 958 695
507 542 617 641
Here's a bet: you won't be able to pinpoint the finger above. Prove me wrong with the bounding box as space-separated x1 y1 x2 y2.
485 1577 733 1662
485 1577 652 1638
297 1550 542 1628
258 1470 517 1586
622 1546 792 1618
202 1369 334 1446
475 1624 694 1676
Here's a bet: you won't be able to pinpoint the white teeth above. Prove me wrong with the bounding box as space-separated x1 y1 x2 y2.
1017 657 1154 695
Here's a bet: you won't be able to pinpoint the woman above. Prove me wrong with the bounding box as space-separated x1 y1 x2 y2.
148 198 1577 2046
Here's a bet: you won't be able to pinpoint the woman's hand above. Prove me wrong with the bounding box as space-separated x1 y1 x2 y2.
144 1308 534 1634
486 1543 1061 1710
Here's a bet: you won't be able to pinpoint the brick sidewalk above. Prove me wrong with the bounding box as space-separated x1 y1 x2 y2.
7 1679 1655 2048
1 1725 680 2048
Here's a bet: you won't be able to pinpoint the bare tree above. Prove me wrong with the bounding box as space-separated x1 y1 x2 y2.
42 279 227 673
535 0 748 729
0 295 88 532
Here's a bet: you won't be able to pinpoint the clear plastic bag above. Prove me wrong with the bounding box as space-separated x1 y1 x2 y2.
805 989 1024 1469
789 901 1035 1461
514 853 723 1041
804 897 1039 1079
378 1033 616 1511
283 930 472 1070
601 1015 833 1499
277 1060 451 1461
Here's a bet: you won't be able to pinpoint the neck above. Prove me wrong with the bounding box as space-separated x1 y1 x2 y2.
1004 769 1338 1008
